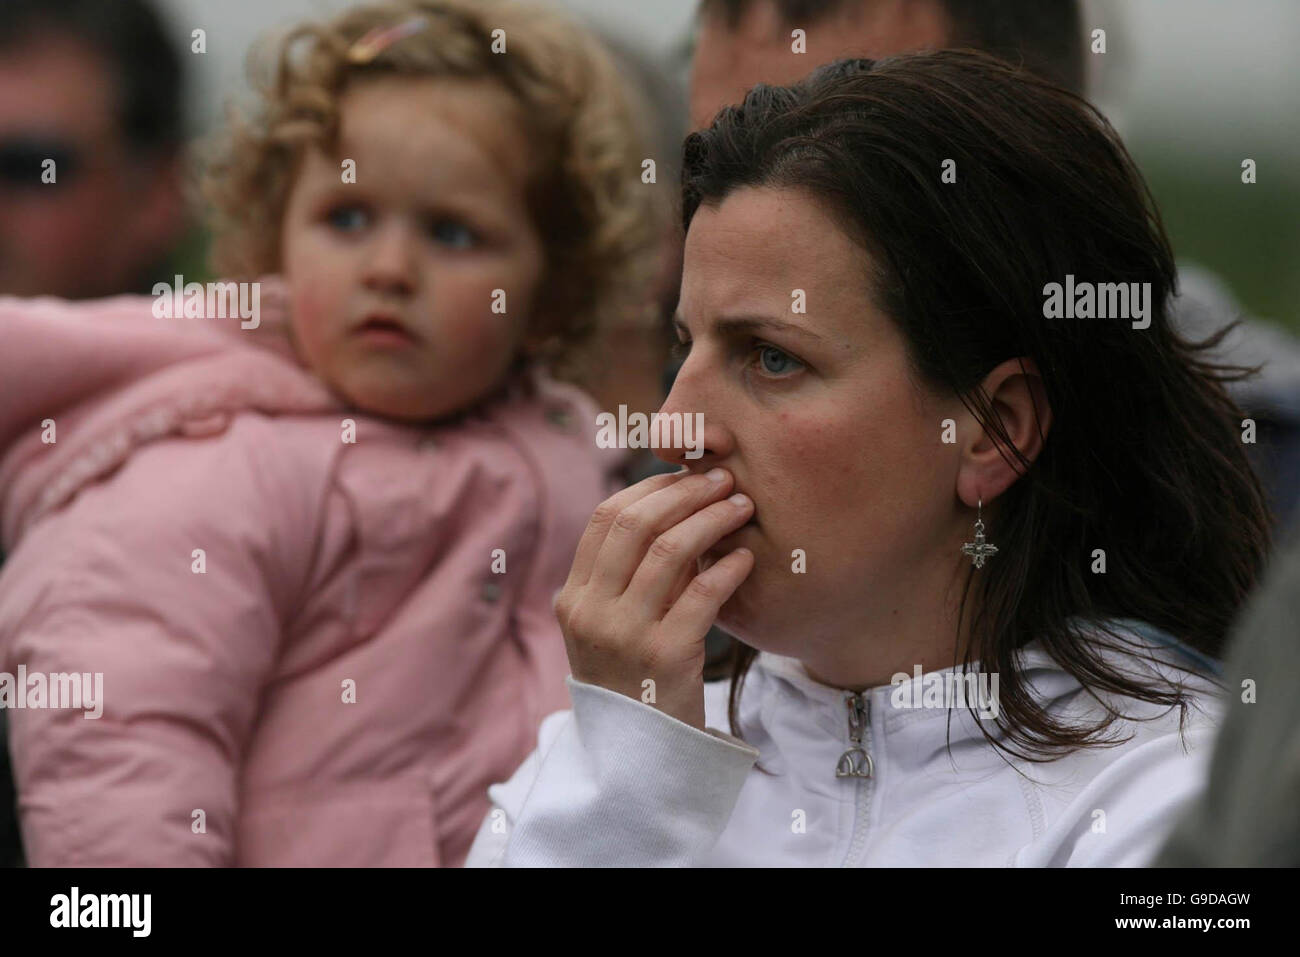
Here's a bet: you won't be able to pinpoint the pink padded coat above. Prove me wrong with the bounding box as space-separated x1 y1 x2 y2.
0 287 622 866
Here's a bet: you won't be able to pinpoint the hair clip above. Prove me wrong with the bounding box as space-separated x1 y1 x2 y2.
347 17 428 65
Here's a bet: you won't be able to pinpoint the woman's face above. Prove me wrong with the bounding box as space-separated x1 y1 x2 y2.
662 186 969 661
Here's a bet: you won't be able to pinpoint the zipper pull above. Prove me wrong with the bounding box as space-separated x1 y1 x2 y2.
835 691 874 779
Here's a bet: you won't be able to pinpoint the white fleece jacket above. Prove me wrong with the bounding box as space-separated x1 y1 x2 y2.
465 621 1223 867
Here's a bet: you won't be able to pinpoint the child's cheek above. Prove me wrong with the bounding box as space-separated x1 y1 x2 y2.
286 283 336 364
443 289 522 357
283 232 345 311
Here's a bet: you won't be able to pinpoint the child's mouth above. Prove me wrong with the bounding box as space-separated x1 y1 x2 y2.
354 316 418 347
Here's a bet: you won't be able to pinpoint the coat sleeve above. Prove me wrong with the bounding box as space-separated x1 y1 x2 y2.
464 676 760 867
0 415 324 866
0 295 219 453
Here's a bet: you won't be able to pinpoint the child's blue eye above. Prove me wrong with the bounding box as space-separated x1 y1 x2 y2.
326 206 368 232
430 219 476 249
756 344 801 376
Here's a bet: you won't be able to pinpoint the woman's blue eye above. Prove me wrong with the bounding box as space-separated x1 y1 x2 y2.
757 344 800 376
326 206 368 232
670 336 801 377
430 220 476 249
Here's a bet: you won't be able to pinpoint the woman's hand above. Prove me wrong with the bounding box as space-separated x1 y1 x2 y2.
553 467 756 731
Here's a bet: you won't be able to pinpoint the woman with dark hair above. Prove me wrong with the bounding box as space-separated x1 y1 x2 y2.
466 50 1272 867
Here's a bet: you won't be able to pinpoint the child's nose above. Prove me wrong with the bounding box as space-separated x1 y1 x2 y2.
362 222 418 295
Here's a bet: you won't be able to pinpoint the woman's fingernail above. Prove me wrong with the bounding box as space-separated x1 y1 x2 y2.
729 493 751 507
706 468 727 482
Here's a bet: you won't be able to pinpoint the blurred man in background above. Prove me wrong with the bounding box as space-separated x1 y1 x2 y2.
690 0 1081 129
0 0 189 867
0 0 188 299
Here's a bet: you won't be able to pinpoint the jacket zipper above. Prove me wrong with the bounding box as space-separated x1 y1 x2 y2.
836 691 874 867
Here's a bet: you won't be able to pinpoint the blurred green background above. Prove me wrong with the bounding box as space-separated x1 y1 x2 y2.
1133 150 1300 332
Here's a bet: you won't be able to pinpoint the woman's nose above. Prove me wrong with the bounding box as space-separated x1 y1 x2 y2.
651 374 733 470
361 221 417 295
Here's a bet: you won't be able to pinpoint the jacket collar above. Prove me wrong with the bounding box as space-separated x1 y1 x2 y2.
744 617 1215 747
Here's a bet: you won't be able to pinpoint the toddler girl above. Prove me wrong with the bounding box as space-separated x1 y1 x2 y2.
0 0 657 866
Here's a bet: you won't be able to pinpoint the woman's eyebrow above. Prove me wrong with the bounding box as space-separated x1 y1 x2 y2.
673 314 826 342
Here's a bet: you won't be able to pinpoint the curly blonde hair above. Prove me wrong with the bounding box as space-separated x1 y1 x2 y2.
201 0 664 380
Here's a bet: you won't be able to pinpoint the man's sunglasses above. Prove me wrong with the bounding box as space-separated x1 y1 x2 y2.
0 138 84 189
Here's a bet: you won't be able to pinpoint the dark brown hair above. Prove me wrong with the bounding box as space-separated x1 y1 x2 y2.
0 0 186 152
698 0 1085 95
682 51 1272 762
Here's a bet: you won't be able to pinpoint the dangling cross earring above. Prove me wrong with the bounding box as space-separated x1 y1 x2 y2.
961 498 998 568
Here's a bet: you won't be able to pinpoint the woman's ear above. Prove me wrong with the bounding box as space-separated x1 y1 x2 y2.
955 356 1052 507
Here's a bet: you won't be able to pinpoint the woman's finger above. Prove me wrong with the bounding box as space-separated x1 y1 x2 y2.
622 493 754 619
585 468 735 600
562 469 686 592
660 546 756 640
